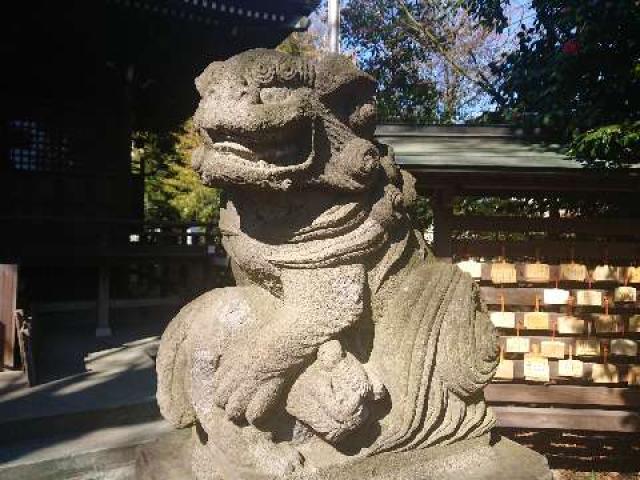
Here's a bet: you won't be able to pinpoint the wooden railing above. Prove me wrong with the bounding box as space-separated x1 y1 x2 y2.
0 216 222 262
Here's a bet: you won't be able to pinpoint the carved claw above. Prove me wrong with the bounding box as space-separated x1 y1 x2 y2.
212 352 289 423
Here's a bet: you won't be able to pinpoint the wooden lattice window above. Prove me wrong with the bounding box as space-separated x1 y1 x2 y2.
8 119 74 172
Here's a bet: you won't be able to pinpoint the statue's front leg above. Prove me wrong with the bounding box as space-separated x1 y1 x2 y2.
211 264 367 424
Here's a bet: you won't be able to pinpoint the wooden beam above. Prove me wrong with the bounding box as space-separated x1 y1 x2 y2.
1 265 18 368
408 169 640 194
485 384 640 407
454 240 639 262
450 215 640 237
492 406 640 433
32 296 182 313
95 266 111 337
431 189 454 260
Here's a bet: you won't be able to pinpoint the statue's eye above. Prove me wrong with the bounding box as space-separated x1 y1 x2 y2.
259 87 292 104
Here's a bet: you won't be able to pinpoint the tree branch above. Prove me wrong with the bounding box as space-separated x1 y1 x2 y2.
393 0 506 106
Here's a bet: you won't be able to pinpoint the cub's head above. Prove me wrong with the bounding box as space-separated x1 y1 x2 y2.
191 49 379 192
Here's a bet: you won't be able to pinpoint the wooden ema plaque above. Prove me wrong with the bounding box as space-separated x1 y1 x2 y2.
505 336 530 354
592 265 619 282
592 345 619 384
490 294 514 328
524 345 550 382
627 266 640 284
575 339 601 357
627 365 640 386
524 296 549 330
540 340 565 359
540 318 564 359
558 347 584 378
610 339 638 357
593 314 623 334
456 260 482 279
592 363 619 384
630 315 640 333
614 286 637 303
490 311 516 329
524 312 549 330
523 263 550 283
491 262 517 284
494 348 514 380
575 290 603 306
543 288 570 305
557 315 585 335
559 263 587 282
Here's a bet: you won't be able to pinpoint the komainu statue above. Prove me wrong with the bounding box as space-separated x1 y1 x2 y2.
153 49 551 480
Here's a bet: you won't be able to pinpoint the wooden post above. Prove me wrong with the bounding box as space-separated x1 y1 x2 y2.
431 189 454 261
1 264 18 368
96 265 112 337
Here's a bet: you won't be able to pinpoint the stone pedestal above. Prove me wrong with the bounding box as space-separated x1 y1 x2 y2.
135 433 551 480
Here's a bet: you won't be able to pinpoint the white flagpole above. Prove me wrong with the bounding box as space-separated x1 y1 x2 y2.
328 0 340 53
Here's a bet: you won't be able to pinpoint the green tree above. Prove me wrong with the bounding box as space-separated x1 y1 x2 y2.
133 120 220 224
492 0 640 166
342 0 509 123
342 0 437 123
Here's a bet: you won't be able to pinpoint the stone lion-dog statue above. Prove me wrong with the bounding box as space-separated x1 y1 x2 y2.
153 49 551 480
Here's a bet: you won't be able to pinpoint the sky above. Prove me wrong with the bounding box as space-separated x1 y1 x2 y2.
308 0 537 121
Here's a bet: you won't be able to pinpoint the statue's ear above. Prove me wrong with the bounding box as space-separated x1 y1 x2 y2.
195 62 222 96
314 54 376 102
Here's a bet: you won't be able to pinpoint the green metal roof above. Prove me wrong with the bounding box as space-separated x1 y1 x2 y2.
375 124 584 170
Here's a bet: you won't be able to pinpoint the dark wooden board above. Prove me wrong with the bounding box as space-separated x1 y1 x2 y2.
451 215 640 237
485 384 640 408
0 264 18 368
492 406 640 433
454 240 640 262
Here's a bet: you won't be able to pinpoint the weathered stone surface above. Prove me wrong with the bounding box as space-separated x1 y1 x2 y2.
154 48 551 479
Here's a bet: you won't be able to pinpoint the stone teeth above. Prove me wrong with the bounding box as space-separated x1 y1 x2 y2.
213 141 253 155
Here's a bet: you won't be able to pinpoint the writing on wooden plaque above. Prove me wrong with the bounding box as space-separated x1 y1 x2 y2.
558 345 583 377
610 339 638 357
575 339 601 357
593 314 623 334
505 336 530 354
540 340 565 359
490 311 516 329
629 314 640 333
614 286 637 303
559 263 587 282
543 288 570 305
592 265 619 282
456 259 482 279
575 290 603 306
557 315 585 335
524 346 550 382
524 312 550 330
592 363 619 384
627 365 640 386
491 262 517 284
627 266 640 284
558 358 584 377
524 263 550 283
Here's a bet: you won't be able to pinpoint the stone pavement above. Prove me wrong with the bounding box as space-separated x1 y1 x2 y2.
0 328 173 479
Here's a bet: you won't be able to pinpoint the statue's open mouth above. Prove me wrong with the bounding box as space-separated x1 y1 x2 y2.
201 120 313 172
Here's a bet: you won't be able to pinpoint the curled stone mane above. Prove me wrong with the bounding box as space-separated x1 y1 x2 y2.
152 49 552 480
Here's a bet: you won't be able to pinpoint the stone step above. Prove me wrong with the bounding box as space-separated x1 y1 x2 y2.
0 337 160 443
0 421 187 480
